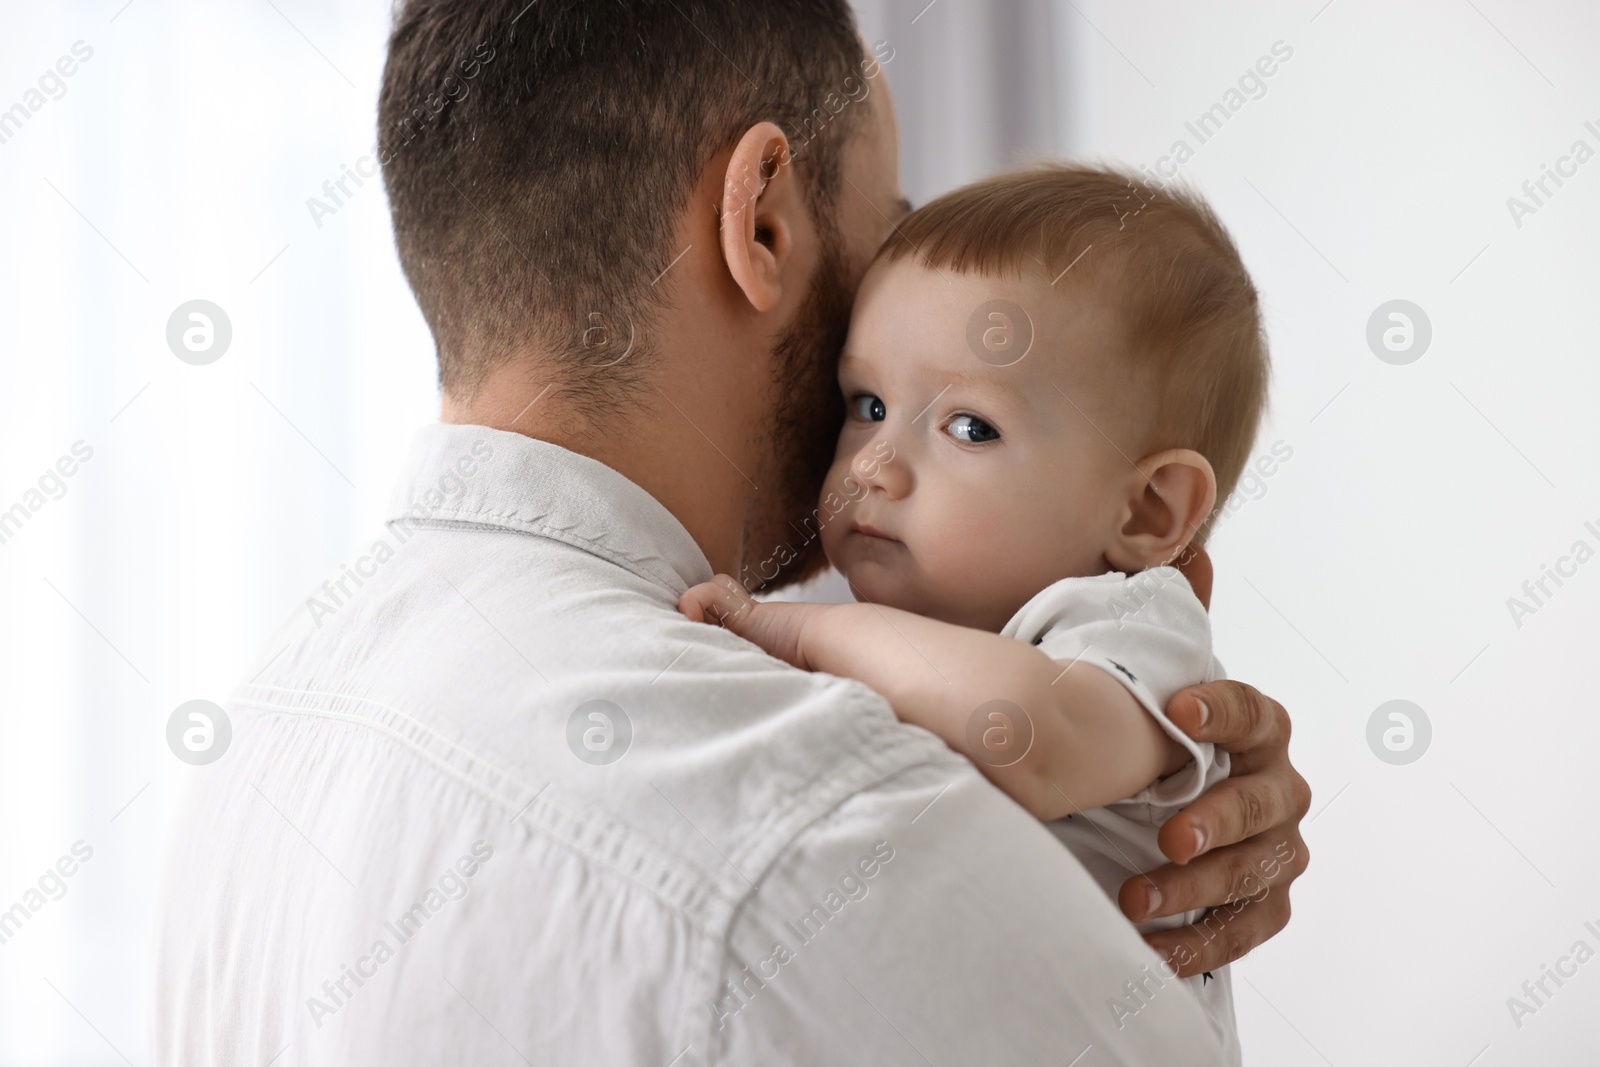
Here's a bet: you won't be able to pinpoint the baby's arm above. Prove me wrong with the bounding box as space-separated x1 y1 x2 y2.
678 575 1188 818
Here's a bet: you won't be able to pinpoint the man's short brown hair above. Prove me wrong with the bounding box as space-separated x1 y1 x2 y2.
378 0 871 405
881 164 1270 543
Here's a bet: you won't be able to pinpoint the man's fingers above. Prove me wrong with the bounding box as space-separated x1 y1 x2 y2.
1157 770 1311 862
1166 679 1288 756
1141 885 1292 978
1120 830 1307 924
1121 832 1306 977
1151 679 1309 972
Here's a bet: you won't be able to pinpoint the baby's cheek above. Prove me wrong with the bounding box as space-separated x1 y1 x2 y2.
925 500 1022 591
822 445 852 486
811 469 852 552
817 493 854 555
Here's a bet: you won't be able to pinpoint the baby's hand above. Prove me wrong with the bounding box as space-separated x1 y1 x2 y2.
677 575 824 670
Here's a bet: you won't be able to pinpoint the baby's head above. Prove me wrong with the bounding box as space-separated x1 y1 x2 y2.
818 164 1269 631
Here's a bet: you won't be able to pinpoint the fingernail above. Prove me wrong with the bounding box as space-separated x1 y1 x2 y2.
1195 698 1210 728
1190 825 1208 857
1144 884 1163 917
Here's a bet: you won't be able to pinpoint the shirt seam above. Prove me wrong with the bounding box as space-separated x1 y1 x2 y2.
233 687 744 935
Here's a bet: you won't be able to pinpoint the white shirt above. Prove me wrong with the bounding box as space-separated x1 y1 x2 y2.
1002 569 1238 1061
152 423 1228 1066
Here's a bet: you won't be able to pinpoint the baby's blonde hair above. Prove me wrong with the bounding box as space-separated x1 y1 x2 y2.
880 164 1270 545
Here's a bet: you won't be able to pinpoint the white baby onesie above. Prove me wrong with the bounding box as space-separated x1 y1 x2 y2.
999 565 1241 1065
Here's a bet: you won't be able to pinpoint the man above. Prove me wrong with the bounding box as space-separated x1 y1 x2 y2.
154 2 1309 1063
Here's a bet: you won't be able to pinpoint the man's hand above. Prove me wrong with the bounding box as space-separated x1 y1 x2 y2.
678 575 826 669
1117 680 1311 977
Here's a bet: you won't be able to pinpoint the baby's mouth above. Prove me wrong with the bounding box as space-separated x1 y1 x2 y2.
849 520 900 543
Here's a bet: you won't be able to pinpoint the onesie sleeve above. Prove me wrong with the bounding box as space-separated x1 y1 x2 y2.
999 567 1229 807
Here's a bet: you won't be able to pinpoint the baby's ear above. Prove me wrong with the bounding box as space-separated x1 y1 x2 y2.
1105 449 1217 572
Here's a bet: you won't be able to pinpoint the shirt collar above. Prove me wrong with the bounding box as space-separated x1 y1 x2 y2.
386 422 714 594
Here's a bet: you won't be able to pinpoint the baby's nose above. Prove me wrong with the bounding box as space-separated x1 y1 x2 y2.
854 436 910 500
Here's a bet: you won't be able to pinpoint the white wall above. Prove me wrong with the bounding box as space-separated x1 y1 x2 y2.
1052 1 1600 1064
0 3 424 1061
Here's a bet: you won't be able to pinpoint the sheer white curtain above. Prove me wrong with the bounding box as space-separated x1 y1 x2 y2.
1 3 429 1061
850 0 1071 204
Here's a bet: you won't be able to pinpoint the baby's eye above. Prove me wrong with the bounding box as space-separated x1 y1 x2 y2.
946 414 1000 444
851 394 887 422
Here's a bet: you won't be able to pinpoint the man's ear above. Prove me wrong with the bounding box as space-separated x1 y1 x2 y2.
719 122 802 314
1105 448 1218 572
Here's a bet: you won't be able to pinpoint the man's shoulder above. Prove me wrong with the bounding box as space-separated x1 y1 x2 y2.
236 534 968 926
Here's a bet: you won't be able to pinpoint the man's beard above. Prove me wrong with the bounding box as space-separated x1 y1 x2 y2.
739 230 855 593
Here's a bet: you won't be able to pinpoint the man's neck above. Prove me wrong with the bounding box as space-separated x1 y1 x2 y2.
441 360 756 578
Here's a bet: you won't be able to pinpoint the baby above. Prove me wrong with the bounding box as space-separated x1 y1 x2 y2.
680 164 1268 1056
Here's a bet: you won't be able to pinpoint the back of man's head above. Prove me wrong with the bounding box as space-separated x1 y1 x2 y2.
379 0 868 408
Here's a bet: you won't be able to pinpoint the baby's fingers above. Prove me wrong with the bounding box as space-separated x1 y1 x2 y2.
677 575 756 629
676 585 713 623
